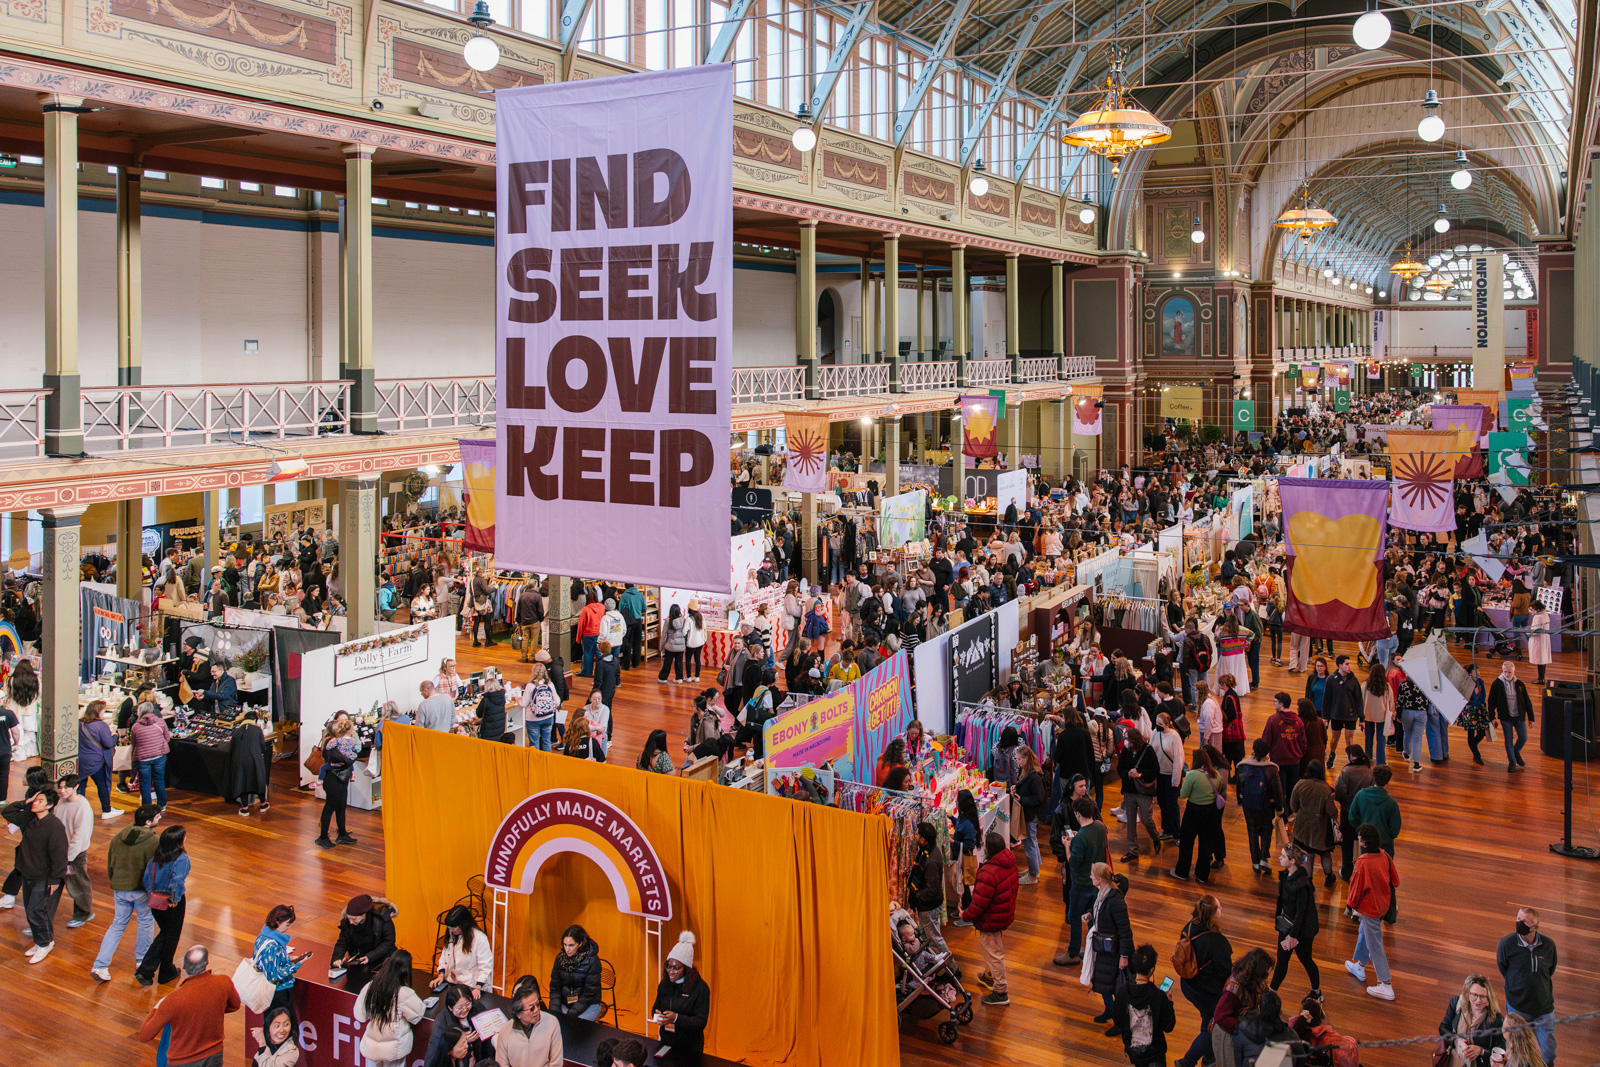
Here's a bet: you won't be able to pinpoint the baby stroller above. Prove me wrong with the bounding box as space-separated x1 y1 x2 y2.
890 908 972 1045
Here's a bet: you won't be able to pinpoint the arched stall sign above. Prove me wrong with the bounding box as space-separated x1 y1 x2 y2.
484 788 673 921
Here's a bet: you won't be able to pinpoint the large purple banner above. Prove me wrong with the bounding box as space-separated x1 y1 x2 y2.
495 66 733 592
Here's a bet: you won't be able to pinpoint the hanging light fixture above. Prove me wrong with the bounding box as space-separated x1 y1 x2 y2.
791 103 817 152
1353 6 1392 50
1079 206 1096 224
1060 52 1171 177
1274 29 1338 242
968 158 989 197
1433 203 1451 233
1450 149 1472 189
1190 216 1205 243
1365 285 1374 294
1424 272 1453 295
462 0 500 73
1323 262 1335 278
1332 274 1341 286
1417 90 1445 141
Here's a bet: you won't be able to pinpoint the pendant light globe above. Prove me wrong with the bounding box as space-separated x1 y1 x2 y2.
1353 9 1391 49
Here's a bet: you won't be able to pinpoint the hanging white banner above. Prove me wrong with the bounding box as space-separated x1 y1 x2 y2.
494 65 733 592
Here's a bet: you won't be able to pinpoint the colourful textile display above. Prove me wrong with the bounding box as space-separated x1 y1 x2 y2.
960 394 1000 458
1386 428 1460 533
1430 404 1486 477
458 438 496 553
784 413 829 494
1279 477 1390 641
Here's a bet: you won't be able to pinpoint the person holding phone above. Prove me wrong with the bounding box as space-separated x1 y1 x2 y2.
1113 944 1176 1067
651 932 710 1064
253 903 312 1023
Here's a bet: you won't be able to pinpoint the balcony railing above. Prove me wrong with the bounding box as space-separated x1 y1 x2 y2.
817 363 889 398
898 361 957 391
967 359 1012 387
1063 354 1096 379
1018 358 1058 383
79 382 350 452
0 390 48 461
372 377 495 433
732 367 806 405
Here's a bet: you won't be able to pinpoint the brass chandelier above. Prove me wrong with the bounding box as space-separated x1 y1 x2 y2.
1273 181 1339 241
1060 53 1171 176
1389 239 1427 281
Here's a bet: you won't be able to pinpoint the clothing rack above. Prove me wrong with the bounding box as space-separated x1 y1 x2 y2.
951 704 1055 777
1097 594 1164 633
833 780 929 902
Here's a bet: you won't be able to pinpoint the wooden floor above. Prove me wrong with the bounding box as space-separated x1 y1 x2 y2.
6 631 1600 1067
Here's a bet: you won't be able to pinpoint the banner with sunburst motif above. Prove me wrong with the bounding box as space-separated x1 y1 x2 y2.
959 394 1000 458
1386 429 1459 533
783 414 830 494
1429 404 1485 478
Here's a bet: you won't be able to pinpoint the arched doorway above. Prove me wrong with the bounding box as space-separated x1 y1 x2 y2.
818 289 840 365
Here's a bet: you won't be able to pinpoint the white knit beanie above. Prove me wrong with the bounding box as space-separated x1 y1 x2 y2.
666 931 696 969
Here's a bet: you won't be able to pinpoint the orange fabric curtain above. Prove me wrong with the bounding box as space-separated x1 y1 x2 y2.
382 725 900 1067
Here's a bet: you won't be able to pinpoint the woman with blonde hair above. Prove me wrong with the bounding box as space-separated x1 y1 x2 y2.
1438 975 1505 1067
1503 1015 1546 1067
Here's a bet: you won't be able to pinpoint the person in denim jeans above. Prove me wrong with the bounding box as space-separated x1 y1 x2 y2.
129 702 171 810
1488 661 1535 772
522 664 561 752
1497 906 1558 1067
92 804 162 981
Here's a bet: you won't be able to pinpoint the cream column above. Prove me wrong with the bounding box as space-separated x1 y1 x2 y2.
884 416 901 496
798 221 818 400
930 275 942 361
915 265 926 362
115 500 142 602
1005 252 1021 381
952 246 968 386
546 576 574 665
116 166 143 387
42 95 83 457
884 235 900 389
338 476 378 638
202 490 218 579
1051 262 1065 377
1057 397 1069 479
40 505 86 778
859 257 871 362
1007 397 1022 468
343 145 376 433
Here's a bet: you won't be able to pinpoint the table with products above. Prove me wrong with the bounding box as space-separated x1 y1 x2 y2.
166 710 277 799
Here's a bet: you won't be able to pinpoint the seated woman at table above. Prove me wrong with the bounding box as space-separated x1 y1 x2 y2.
652 933 710 1066
422 986 493 1067
549 924 604 1022
433 658 462 699
431 905 493 1000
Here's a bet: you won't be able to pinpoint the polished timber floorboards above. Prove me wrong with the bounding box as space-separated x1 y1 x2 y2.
6 633 1599 1067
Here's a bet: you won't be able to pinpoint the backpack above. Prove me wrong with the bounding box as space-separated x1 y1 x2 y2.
1124 999 1158 1060
1237 763 1273 811
1171 927 1200 980
1192 640 1212 673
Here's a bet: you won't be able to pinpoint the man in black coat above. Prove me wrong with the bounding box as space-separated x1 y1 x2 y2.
591 642 621 720
1487 661 1535 771
330 893 396 991
3 789 68 959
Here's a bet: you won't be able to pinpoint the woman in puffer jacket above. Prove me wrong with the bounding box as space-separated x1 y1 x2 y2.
550 924 605 1022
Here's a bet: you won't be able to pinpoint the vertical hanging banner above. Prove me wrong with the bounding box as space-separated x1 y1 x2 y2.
1232 399 1256 431
1333 390 1351 412
960 394 1000 458
1371 308 1386 363
1456 388 1500 433
458 438 497 553
1471 253 1505 394
1430 404 1485 478
783 413 830 494
1385 428 1459 532
1072 395 1103 436
1524 308 1539 369
495 66 733 592
1280 478 1390 640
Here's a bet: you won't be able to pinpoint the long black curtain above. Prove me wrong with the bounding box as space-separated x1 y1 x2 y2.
272 627 341 724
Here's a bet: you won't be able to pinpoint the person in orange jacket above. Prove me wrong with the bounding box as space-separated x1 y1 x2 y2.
1343 823 1399 1002
575 592 605 678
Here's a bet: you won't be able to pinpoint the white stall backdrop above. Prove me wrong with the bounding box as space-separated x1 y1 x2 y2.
298 616 457 787
911 599 1019 735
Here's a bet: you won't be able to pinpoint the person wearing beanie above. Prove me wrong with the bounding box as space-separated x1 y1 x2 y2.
601 598 626 652
329 892 396 991
651 932 710 1064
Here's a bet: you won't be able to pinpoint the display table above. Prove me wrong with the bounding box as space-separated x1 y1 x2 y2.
1480 606 1562 652
166 737 233 797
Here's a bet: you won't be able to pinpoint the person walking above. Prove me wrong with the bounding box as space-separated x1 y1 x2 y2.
1173 894 1234 1067
76 700 118 818
229 710 271 815
1151 712 1186 843
1360 661 1395 766
907 821 950 959
1488 662 1535 773
658 604 688 684
254 903 311 1020
522 664 561 752
130 700 172 810
962 830 1020 1007
1496 907 1558 1066
515 581 545 663
1343 823 1399 1001
1269 846 1322 1001
1012 744 1046 884
1347 765 1402 857
135 946 242 1067
1321 656 1363 765
54 774 96 929
1235 739 1285 875
1528 604 1552 684
1261 692 1307 801
1457 664 1492 766
1395 665 1432 774
1056 797 1106 967
1212 949 1273 1067
1332 747 1375 880
1115 944 1178 1067
2 787 67 963
91 803 161 982
136 824 191 986
684 602 707 683
1169 745 1228 884
356 950 426 1067
1288 760 1338 886
315 718 360 850
1438 975 1506 1067
1118 728 1164 861
1087 862 1135 1035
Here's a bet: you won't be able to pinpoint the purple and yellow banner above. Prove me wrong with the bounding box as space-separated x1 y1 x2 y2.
1430 404 1485 478
765 688 855 772
458 438 496 554
1280 477 1390 641
960 395 1000 458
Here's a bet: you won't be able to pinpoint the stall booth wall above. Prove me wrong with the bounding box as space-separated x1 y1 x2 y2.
381 726 899 1067
297 615 457 786
912 599 1020 735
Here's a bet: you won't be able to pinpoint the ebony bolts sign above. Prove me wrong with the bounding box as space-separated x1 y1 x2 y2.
495 66 733 591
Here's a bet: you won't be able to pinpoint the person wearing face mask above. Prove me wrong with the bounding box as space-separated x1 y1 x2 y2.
1496 907 1558 1066
1487 662 1535 773
651 932 710 1065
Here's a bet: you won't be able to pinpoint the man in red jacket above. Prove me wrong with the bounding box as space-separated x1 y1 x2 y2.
135 945 241 1067
961 830 1019 1007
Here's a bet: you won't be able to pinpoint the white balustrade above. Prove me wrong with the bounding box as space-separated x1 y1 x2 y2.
1062 354 1096 379
966 359 1011 387
0 390 48 461
732 367 806 405
897 361 957 391
79 382 350 452
372 377 496 432
817 363 889 398
1018 358 1057 383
